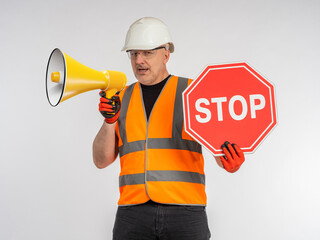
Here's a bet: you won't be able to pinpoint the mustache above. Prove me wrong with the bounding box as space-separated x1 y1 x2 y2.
136 65 149 69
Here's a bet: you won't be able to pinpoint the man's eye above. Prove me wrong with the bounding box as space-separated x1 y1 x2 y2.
145 51 153 55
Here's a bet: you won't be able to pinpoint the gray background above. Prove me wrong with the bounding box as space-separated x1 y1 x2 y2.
1 0 319 239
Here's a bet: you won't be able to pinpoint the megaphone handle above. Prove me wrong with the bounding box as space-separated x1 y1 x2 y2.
105 88 118 99
100 88 118 116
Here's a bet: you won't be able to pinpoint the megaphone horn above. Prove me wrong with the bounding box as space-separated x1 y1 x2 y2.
45 48 127 106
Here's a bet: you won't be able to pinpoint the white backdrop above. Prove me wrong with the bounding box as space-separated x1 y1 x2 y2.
1 0 320 239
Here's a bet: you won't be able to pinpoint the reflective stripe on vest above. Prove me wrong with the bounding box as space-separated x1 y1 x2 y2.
119 170 205 187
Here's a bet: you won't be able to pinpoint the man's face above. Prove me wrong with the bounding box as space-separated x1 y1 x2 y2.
129 47 170 85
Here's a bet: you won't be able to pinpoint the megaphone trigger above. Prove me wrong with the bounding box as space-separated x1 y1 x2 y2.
107 89 119 115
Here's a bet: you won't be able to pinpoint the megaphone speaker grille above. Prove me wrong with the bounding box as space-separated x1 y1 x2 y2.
46 48 66 107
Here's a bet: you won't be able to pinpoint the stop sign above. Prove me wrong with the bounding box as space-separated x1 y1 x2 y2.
183 63 277 156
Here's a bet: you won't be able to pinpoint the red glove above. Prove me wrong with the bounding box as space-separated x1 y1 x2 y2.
99 91 121 124
220 141 245 173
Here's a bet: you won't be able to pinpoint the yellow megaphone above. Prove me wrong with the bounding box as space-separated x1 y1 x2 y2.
45 48 127 107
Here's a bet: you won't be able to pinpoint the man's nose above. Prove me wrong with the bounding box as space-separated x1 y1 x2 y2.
134 53 145 64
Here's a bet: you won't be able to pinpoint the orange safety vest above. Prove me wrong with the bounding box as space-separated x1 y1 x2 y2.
115 76 206 206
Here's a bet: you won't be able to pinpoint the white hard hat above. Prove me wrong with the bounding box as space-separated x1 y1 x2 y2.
122 17 174 53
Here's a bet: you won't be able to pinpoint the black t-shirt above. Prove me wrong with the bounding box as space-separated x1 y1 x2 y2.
140 75 171 121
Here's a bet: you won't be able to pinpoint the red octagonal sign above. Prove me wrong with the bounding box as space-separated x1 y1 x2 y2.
183 63 277 156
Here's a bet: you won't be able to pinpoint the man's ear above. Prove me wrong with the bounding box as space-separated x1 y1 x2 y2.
163 50 170 64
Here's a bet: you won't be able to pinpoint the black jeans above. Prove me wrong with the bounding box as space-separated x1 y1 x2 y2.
113 201 211 240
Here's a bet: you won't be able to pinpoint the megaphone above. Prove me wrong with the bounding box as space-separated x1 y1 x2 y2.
45 48 127 106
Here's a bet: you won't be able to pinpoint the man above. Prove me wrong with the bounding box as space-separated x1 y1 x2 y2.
93 17 245 240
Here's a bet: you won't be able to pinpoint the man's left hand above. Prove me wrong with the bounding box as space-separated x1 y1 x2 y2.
220 141 245 173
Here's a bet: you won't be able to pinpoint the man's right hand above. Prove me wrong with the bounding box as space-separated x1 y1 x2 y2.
99 91 121 124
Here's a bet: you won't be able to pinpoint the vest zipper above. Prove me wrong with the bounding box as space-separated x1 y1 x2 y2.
139 77 172 201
